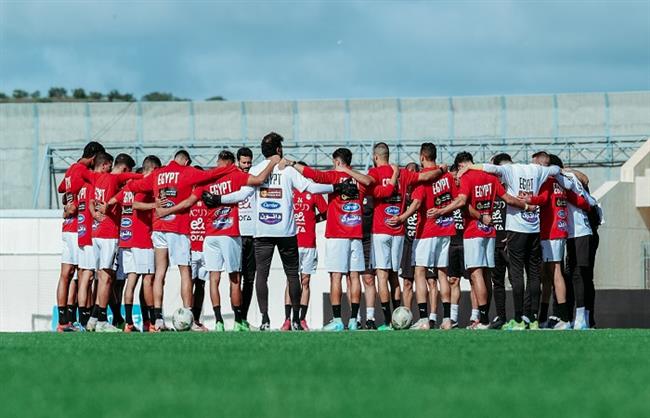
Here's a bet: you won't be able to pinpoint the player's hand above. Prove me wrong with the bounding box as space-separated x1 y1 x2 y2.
278 158 292 170
155 207 169 218
202 191 222 208
480 214 493 225
427 207 441 218
334 161 348 172
390 163 400 174
96 202 106 214
457 166 469 178
92 211 105 222
386 215 403 226
269 155 281 165
438 163 448 173
332 178 359 200
525 204 538 212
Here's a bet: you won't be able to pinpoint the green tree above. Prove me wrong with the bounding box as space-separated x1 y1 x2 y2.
206 95 225 101
142 91 176 101
31 91 41 99
13 89 29 99
72 88 87 99
0 92 8 100
48 87 67 99
88 91 103 101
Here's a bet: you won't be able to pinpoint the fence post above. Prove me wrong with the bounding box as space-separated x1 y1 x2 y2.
448 97 455 145
240 101 248 146
396 98 402 165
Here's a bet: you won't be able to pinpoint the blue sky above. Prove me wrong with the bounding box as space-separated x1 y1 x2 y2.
1 1 648 101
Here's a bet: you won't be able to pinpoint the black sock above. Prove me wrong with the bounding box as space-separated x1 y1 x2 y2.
284 304 291 320
192 280 205 322
233 305 242 323
125 304 133 325
80 307 91 326
351 303 360 320
332 304 341 319
57 306 67 325
418 303 427 319
514 310 523 322
539 302 549 323
213 306 223 323
191 305 202 323
91 304 100 319
141 305 149 322
443 302 451 319
67 305 77 323
381 302 392 325
153 308 163 321
479 304 489 325
98 306 108 322
149 307 156 321
299 304 308 321
292 306 300 322
262 313 270 324
392 298 401 310
558 303 569 322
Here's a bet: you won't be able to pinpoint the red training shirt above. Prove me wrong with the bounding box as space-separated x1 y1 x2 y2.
58 162 93 233
192 170 250 237
368 165 421 236
531 177 591 241
92 172 142 239
114 186 154 249
411 171 457 239
458 170 506 239
293 189 328 248
76 183 95 247
189 198 208 252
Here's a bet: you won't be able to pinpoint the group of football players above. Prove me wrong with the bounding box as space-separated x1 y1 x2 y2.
54 131 601 333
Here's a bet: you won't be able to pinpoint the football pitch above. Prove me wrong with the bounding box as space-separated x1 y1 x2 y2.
1 330 648 418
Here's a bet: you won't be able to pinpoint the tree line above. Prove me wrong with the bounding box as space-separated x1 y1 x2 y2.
0 88 225 103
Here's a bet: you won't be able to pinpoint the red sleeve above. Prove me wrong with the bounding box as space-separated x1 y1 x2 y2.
302 166 337 184
117 172 143 184
58 179 66 193
113 189 125 206
494 178 506 198
566 190 591 212
449 174 458 198
412 184 425 201
372 184 395 198
527 180 550 205
185 164 236 186
459 176 472 197
77 166 96 186
192 185 206 199
314 194 328 215
126 175 154 193
235 171 251 189
401 168 421 187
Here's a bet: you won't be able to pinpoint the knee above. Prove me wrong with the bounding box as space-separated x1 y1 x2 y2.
448 277 459 287
403 280 413 291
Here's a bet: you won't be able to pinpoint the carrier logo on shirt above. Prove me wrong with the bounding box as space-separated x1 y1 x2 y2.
77 214 85 223
159 187 177 198
260 188 282 199
384 206 400 216
558 209 567 219
78 202 86 212
120 218 132 228
259 212 283 225
120 230 132 241
64 217 74 225
340 214 362 226
261 201 281 210
342 202 360 213
92 220 99 230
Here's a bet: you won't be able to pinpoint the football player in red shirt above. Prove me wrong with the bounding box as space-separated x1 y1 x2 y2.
155 151 279 331
389 143 454 330
279 163 328 331
55 141 105 331
188 166 209 331
108 155 161 332
126 150 237 331
429 152 536 329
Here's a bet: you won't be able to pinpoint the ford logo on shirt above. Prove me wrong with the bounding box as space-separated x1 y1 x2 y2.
259 213 283 225
261 201 281 210
121 218 132 228
120 230 132 241
77 214 85 223
384 206 400 216
342 202 360 213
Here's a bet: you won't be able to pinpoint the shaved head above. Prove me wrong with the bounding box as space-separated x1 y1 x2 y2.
373 142 390 161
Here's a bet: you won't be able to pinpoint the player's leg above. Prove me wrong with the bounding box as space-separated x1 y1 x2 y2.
209 271 224 331
66 273 78 328
410 266 430 330
371 234 392 319
468 267 489 329
345 239 364 330
204 235 226 331
504 232 526 326
151 231 170 331
281 284 292 331
240 236 256 326
585 233 599 328
438 268 452 329
276 236 302 330
109 278 125 328
56 263 76 331
299 273 311 329
229 271 245 330
489 246 508 329
141 274 154 331
323 239 346 331
361 234 377 329
189 250 207 329
77 268 92 328
94 239 121 332
402 278 413 313
523 233 542 327
426 276 439 329
254 237 274 330
222 236 246 331
123 272 139 332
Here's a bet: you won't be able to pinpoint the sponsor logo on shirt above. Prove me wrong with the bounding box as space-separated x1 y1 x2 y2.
340 214 362 226
477 221 493 232
384 206 400 216
436 216 454 227
78 202 86 211
92 220 99 230
213 217 234 229
521 211 538 223
64 217 74 225
120 230 132 241
260 188 282 199
558 209 567 219
77 214 85 223
159 187 177 198
261 201 281 210
121 218 132 228
78 225 87 237
215 207 231 216
259 212 283 225
122 207 133 215
557 220 567 231
342 202 360 213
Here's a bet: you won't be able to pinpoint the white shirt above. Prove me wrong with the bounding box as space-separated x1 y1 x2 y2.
483 163 560 233
238 191 255 237
561 172 593 238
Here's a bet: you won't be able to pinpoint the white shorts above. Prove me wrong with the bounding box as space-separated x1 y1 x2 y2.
370 234 405 272
121 247 155 275
203 235 242 273
464 237 495 269
298 247 318 275
92 238 118 271
78 245 95 270
541 239 565 263
325 238 365 273
412 237 450 268
152 231 191 266
191 250 208 281
61 232 78 265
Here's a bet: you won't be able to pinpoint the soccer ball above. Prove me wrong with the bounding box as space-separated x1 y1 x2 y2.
391 307 413 330
172 307 194 331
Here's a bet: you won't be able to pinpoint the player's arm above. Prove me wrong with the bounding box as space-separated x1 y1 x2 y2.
387 199 420 226
246 157 279 186
334 164 374 186
566 189 592 212
58 178 66 193
562 168 589 188
186 163 238 186
428 194 468 218
500 192 535 211
89 198 105 222
416 165 448 183
63 202 77 218
124 175 154 193
289 164 337 194
314 194 328 223
526 182 550 206
116 172 143 184
156 193 199 218
458 163 503 178
220 186 254 205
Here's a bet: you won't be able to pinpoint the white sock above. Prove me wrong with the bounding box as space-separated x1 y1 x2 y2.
576 307 586 323
366 307 375 321
428 313 437 322
522 315 531 324
334 317 343 323
451 304 459 322
470 309 479 321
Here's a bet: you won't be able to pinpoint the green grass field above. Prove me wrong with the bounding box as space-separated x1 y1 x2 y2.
1 330 649 418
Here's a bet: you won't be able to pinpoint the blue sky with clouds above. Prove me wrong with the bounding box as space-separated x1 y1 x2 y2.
1 1 648 101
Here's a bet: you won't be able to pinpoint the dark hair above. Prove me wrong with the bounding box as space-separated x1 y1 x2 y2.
373 142 390 160
114 153 136 170
454 151 474 166
193 165 204 171
405 162 419 172
135 167 143 174
332 148 352 166
297 161 308 166
548 154 564 168
143 155 162 170
420 143 437 162
261 132 284 158
174 150 192 165
532 150 549 159
492 153 512 166
94 152 113 167
82 141 105 159
237 147 253 160
218 150 235 163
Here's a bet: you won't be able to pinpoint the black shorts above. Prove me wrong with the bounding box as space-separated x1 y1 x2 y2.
448 244 466 279
400 239 436 280
567 235 591 268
